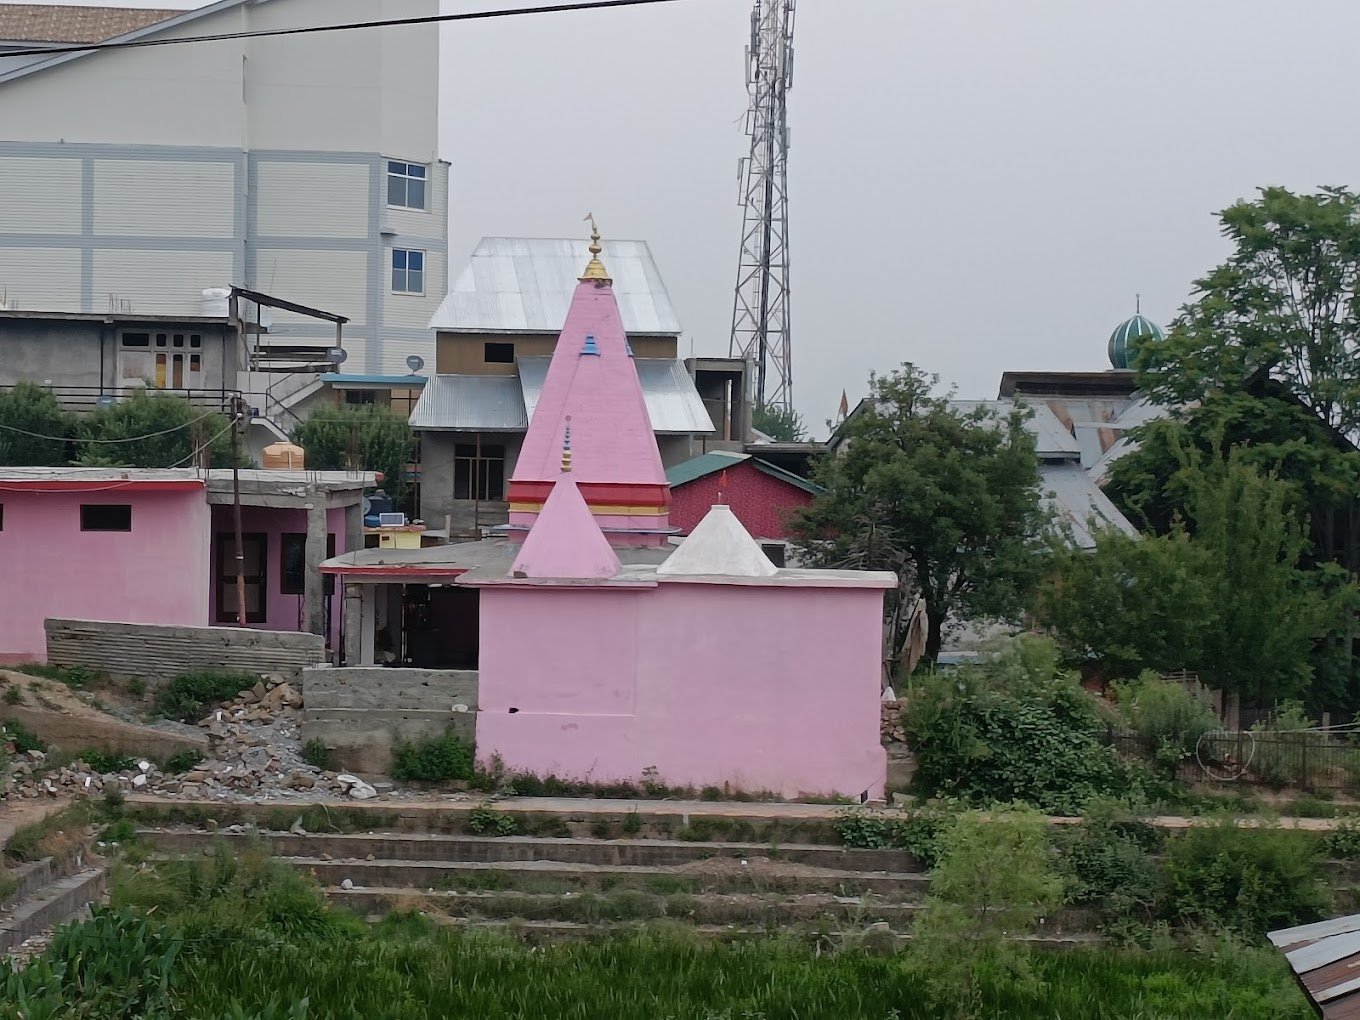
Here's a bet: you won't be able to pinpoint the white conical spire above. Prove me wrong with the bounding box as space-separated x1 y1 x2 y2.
658 504 777 578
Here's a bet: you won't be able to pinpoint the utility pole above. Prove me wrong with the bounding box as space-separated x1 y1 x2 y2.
730 0 796 412
229 395 248 628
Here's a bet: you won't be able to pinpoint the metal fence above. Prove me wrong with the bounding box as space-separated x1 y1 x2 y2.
1106 728 1360 792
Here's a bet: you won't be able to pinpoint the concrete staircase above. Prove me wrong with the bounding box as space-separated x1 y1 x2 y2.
0 858 107 953
133 808 1098 946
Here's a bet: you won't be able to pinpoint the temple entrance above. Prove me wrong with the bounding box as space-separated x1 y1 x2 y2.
399 584 480 669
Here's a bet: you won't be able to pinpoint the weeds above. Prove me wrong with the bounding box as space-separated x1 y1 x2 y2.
391 730 474 783
79 749 136 774
3 685 23 706
162 748 205 774
3 720 46 755
154 671 257 724
467 806 518 837
301 739 333 772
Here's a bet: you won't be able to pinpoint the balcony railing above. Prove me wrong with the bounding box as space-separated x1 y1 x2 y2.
0 384 240 416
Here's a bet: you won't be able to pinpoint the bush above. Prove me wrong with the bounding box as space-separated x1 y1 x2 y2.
79 749 136 774
77 390 235 469
390 730 474 783
1053 798 1162 928
835 804 952 866
1112 672 1220 774
902 636 1147 815
3 720 46 755
162 748 205 774
1163 821 1329 935
0 382 77 465
154 671 256 723
302 739 333 771
467 805 519 837
1249 701 1328 788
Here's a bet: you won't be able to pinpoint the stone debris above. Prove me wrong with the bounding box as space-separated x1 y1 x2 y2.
881 700 906 744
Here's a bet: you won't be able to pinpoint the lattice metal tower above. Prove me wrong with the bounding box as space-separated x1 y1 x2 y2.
729 0 795 412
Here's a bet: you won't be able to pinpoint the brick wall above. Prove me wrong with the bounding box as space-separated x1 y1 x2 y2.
45 619 325 681
669 460 814 540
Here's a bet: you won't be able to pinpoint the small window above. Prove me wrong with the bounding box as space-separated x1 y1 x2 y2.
454 443 505 501
120 332 150 348
154 333 168 348
216 532 267 623
81 504 132 532
484 342 515 364
189 334 202 348
344 389 377 406
761 543 787 568
281 533 336 596
392 249 425 294
387 160 428 210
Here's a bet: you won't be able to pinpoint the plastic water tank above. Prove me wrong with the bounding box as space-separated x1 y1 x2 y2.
262 442 305 470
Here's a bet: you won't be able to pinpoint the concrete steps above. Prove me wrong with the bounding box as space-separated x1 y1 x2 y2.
0 866 107 953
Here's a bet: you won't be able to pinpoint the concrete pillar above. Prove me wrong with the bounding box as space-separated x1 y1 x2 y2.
345 501 364 556
304 492 327 637
343 583 364 666
361 588 377 665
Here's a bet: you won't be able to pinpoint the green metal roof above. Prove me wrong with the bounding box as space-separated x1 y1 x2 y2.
666 450 822 495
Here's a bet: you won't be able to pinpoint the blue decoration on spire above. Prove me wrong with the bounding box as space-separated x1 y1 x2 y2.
581 335 600 357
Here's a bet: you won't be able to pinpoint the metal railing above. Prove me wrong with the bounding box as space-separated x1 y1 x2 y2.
1107 728 1360 792
0 384 239 416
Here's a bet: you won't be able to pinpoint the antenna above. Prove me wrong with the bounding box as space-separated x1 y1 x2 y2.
729 0 796 413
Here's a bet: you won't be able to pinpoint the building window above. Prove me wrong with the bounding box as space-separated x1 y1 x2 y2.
392 249 425 294
454 443 505 501
280 533 337 596
344 389 377 406
484 342 515 364
120 330 202 389
387 160 428 210
216 532 267 623
80 504 132 532
761 543 787 568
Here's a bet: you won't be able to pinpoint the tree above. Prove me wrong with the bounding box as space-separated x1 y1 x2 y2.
751 403 807 442
1041 453 1356 705
793 364 1050 669
0 383 77 466
1138 186 1360 437
292 405 415 503
76 391 235 469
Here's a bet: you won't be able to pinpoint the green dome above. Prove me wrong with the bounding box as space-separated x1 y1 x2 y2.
1108 312 1165 370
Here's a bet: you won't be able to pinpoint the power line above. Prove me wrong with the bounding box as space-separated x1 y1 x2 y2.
0 408 220 444
0 0 690 60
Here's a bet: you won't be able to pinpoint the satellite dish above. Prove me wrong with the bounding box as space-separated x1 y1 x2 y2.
362 496 373 515
406 355 425 374
328 347 348 365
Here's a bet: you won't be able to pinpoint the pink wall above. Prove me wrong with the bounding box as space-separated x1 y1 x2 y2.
476 582 887 800
0 486 211 661
209 506 348 648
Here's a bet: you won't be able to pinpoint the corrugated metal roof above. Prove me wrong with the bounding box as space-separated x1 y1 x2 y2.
1041 462 1137 549
1271 913 1360 1018
428 238 682 336
951 399 1082 459
519 357 714 435
408 376 527 432
0 4 177 43
666 450 821 495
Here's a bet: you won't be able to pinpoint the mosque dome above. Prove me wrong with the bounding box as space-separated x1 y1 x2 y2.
1108 311 1165 370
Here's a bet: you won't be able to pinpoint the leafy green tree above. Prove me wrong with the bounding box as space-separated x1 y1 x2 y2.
1138 186 1360 436
291 405 415 502
77 391 234 469
0 383 77 466
1042 454 1355 705
751 403 807 442
794 364 1050 668
910 805 1064 1017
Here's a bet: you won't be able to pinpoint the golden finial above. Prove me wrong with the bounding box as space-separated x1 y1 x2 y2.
579 212 612 284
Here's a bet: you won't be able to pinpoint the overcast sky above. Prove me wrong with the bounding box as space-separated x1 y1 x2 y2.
34 0 1360 433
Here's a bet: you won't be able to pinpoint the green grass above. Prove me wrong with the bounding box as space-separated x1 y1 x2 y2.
153 671 258 723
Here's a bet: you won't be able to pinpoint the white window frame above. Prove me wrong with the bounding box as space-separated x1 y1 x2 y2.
392 248 426 296
387 160 428 211
117 329 203 390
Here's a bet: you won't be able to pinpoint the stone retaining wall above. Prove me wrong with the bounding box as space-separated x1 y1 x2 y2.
45 619 326 682
301 667 478 776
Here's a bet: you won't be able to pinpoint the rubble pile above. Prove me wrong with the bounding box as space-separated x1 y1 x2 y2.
2 674 389 803
881 699 905 744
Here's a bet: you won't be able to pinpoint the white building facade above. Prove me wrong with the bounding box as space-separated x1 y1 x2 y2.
0 0 448 376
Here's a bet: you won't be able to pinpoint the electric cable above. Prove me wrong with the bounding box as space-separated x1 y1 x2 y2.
0 407 219 444
0 0 690 60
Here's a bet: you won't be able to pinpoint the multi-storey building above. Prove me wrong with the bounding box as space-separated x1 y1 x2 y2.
0 0 448 379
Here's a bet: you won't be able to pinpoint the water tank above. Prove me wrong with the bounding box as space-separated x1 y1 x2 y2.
262 442 305 470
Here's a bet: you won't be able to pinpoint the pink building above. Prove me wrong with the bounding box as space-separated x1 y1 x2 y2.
0 467 372 662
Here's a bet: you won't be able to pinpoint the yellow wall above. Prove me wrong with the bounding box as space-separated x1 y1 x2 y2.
435 332 678 374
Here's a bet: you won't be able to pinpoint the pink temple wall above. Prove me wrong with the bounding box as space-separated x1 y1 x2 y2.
0 487 211 662
476 583 887 800
208 506 347 648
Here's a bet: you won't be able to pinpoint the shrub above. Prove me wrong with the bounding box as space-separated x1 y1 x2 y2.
162 748 205 774
154 671 256 723
302 739 333 771
1053 798 1162 926
3 685 22 706
3 720 46 755
1163 821 1329 935
1323 817 1360 859
467 806 519 837
835 804 952 866
1249 701 1328 788
1112 672 1220 774
902 636 1146 815
390 730 474 783
80 749 135 774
